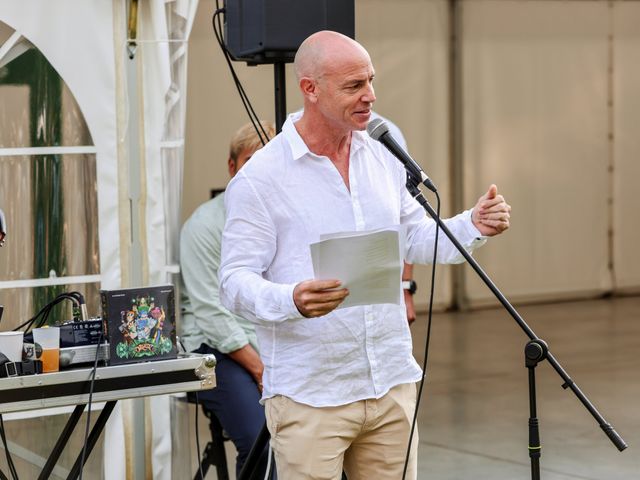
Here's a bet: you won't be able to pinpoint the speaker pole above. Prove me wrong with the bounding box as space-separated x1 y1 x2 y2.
274 62 287 133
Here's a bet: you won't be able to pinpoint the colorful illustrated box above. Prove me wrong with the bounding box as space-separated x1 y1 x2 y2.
101 285 177 365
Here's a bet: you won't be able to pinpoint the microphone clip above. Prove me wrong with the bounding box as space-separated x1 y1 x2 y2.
405 171 422 197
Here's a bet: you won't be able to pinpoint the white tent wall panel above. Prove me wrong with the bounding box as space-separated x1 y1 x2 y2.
613 3 640 292
462 1 613 306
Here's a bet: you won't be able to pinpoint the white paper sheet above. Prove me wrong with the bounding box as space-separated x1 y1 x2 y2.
310 227 404 309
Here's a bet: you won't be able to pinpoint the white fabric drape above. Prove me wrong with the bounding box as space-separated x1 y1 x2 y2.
0 0 198 477
0 0 120 290
0 1 124 478
612 3 640 292
137 1 198 478
139 0 197 287
461 0 628 305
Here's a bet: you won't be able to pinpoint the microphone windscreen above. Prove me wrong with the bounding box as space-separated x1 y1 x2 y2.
366 118 389 141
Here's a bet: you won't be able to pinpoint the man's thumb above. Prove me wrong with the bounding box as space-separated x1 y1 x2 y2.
486 184 498 199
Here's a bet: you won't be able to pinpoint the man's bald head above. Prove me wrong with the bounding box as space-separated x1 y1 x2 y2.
294 30 376 135
294 30 370 82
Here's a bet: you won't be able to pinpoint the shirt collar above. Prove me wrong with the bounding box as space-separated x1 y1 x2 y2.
282 111 369 161
282 111 309 161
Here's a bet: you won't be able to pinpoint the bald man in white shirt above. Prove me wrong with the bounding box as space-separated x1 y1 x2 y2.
219 31 511 480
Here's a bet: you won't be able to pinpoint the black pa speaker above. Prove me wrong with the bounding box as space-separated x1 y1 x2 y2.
224 0 355 65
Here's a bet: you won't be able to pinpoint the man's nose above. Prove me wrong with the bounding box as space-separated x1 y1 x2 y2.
363 83 376 103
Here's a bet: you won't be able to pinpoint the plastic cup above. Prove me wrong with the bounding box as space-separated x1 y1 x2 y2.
32 327 60 373
0 331 24 362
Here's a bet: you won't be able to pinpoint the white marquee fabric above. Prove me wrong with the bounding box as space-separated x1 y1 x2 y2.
0 0 197 477
612 3 640 292
0 0 121 290
461 0 640 305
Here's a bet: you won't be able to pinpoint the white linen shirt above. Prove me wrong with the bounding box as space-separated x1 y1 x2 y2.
219 111 486 407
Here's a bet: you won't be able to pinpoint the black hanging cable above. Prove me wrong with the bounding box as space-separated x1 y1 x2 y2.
12 293 81 333
0 415 18 480
211 2 269 146
212 6 267 144
194 392 204 480
39 303 55 330
37 292 82 327
12 300 54 332
12 301 51 332
402 190 442 480
213 2 268 142
178 335 204 478
78 331 104 480
63 291 87 320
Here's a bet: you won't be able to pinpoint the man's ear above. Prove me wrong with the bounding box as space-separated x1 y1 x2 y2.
228 157 237 177
300 77 318 103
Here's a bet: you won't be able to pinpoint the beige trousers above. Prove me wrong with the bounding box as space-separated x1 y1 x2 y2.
264 382 418 480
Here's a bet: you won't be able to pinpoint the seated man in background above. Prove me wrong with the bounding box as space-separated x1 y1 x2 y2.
180 120 275 477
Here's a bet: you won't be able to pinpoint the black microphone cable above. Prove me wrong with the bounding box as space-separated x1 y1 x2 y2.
11 298 58 332
402 189 442 480
78 331 104 480
37 292 82 328
212 1 270 147
194 392 204 480
64 291 88 321
175 337 205 479
0 414 18 480
175 339 205 479
11 292 81 333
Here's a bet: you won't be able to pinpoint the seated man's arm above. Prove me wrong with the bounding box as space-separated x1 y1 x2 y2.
181 216 252 355
227 344 264 391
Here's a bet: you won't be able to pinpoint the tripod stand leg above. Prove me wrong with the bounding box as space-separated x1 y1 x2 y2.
238 422 271 480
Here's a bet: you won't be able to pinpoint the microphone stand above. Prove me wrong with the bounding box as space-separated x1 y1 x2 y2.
404 173 627 479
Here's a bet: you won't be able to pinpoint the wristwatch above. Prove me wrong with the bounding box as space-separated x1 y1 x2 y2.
402 279 417 295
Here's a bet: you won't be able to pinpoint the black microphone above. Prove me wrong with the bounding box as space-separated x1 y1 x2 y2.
367 118 437 193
